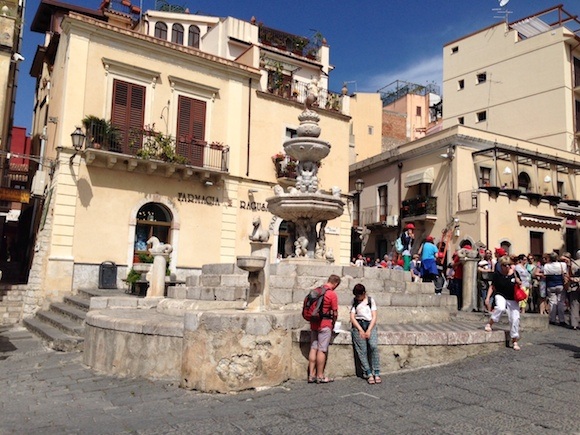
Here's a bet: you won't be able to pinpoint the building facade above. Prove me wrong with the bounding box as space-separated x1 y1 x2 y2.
26 1 351 310
442 5 580 152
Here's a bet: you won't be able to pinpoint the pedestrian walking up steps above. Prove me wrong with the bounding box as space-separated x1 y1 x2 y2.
23 289 126 352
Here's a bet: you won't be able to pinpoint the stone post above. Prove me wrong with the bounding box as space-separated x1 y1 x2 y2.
147 254 168 298
247 242 271 311
461 257 479 311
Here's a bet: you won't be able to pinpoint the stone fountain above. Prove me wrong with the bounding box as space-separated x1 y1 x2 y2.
267 91 344 262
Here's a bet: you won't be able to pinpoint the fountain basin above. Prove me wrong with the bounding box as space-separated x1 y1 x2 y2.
267 194 344 222
236 256 266 272
283 138 331 162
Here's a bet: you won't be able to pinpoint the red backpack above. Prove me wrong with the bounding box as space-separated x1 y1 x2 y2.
302 286 331 322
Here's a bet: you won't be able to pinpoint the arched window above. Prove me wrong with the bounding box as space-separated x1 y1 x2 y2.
134 203 172 256
154 22 168 40
518 172 531 192
172 23 184 45
188 25 200 48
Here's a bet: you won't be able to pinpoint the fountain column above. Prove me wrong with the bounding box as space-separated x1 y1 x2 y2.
246 242 271 311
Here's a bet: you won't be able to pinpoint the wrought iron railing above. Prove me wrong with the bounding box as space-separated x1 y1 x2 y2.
267 79 343 112
401 196 437 218
83 122 229 172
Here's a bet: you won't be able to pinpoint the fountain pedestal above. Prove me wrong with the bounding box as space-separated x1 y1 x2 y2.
236 242 271 312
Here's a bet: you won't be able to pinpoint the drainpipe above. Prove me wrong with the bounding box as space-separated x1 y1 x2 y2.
397 161 403 233
246 78 252 177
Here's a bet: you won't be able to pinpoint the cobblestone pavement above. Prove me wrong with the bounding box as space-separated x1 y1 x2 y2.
1 324 579 434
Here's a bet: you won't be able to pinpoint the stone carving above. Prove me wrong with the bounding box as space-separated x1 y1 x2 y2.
331 186 341 198
296 161 319 194
284 222 296 257
315 221 327 259
147 236 173 255
273 185 285 196
249 216 270 242
294 236 308 257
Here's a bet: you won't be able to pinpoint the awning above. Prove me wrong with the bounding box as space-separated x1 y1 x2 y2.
556 204 580 218
404 167 434 187
517 212 562 227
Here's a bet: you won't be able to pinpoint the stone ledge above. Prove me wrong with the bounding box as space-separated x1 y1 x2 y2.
85 310 183 337
292 321 506 346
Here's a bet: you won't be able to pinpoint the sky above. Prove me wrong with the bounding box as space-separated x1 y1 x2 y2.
14 0 574 132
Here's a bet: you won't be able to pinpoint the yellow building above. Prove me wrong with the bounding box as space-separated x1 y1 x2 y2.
27 1 351 308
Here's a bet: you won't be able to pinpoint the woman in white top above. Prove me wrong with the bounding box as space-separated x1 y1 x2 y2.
350 283 381 384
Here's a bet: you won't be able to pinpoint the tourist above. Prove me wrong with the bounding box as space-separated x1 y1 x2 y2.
354 254 364 267
540 252 567 326
449 250 464 310
350 283 381 384
484 255 522 350
568 250 580 330
526 254 539 312
420 235 439 287
477 250 493 311
393 259 404 271
493 247 507 272
536 255 549 315
308 274 340 383
514 254 531 313
400 223 415 271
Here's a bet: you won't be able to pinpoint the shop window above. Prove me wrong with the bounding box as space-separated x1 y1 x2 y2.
154 22 167 40
134 203 172 255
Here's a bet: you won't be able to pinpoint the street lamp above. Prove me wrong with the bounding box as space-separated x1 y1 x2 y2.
69 127 86 164
355 178 365 193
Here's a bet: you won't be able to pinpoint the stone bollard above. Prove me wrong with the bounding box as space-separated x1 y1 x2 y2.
461 257 479 311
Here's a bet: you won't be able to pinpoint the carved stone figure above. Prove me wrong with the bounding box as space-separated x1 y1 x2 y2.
331 186 341 198
315 221 327 259
273 185 285 196
249 216 270 242
147 236 173 255
295 236 308 257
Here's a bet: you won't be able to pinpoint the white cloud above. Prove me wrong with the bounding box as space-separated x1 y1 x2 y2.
360 55 443 93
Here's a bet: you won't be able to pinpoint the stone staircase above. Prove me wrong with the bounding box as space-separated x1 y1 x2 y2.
23 289 127 352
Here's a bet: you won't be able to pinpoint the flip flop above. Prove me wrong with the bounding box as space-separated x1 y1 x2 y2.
308 376 316 383
374 375 382 384
317 376 334 383
367 376 375 385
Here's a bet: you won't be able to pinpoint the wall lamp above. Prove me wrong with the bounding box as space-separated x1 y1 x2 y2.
355 178 365 194
502 167 512 175
69 126 86 165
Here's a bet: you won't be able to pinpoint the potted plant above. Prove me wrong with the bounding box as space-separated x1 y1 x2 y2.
82 115 119 150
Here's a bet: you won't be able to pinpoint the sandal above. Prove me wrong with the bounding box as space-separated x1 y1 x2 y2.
513 342 521 351
367 376 375 385
374 375 382 384
308 375 316 384
484 323 492 332
317 376 334 383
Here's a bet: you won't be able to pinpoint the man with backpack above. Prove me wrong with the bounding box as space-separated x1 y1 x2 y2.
306 274 340 383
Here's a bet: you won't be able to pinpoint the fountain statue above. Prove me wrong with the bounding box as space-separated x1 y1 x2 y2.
267 86 344 260
146 236 172 298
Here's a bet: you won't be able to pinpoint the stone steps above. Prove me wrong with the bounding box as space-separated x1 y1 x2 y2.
23 288 127 352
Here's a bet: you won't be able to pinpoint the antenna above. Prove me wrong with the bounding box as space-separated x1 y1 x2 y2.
492 0 512 25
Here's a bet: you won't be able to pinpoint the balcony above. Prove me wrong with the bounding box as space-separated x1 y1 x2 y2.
401 196 437 219
266 79 344 112
258 26 319 60
360 205 397 227
82 121 229 173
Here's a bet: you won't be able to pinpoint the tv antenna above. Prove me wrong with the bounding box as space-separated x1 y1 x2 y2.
493 0 512 25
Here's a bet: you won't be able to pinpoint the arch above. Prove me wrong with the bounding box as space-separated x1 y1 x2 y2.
188 25 200 48
127 196 180 270
154 21 168 40
518 171 531 193
499 239 512 256
172 23 184 45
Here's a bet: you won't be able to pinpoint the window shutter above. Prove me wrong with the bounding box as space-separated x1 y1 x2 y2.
111 79 145 153
176 95 206 166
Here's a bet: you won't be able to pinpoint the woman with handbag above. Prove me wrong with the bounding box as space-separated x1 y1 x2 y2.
350 283 381 384
484 255 523 350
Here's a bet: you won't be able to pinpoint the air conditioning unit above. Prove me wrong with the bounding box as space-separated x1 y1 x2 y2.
384 215 399 226
31 170 48 196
